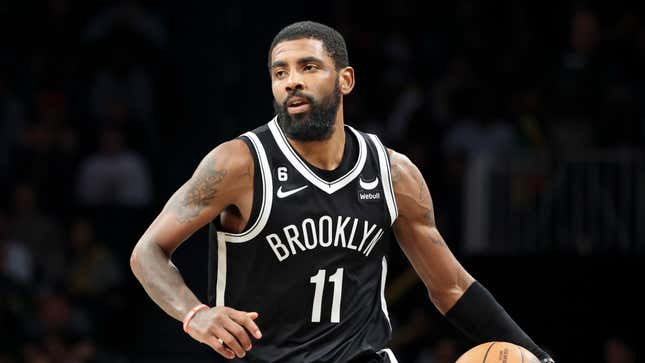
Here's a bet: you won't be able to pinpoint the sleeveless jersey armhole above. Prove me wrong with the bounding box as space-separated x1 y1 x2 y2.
235 135 262 233
366 134 399 226
207 134 265 306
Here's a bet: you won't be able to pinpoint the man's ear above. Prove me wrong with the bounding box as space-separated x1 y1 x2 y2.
338 67 355 95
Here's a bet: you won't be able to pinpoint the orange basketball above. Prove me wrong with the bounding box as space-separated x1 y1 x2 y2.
456 341 540 363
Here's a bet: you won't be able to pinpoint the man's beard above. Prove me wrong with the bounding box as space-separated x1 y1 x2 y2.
274 81 341 142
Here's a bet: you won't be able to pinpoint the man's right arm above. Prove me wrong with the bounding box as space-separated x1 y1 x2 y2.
130 139 260 359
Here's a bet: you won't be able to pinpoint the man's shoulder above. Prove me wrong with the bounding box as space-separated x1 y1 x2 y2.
207 138 254 173
383 148 421 192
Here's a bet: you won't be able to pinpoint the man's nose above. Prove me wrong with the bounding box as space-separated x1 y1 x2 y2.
285 72 304 92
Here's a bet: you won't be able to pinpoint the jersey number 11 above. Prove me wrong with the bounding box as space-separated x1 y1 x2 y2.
309 268 344 323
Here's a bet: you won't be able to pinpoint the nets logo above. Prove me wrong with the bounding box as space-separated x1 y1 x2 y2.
358 190 381 201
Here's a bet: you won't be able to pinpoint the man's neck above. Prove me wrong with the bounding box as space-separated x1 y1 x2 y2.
287 114 345 171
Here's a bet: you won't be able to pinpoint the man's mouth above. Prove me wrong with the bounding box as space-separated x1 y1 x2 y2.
286 96 311 114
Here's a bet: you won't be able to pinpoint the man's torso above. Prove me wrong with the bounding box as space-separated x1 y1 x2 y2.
208 118 398 362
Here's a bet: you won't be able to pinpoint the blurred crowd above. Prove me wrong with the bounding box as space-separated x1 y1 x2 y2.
340 2 645 253
1 0 174 361
1 0 642 362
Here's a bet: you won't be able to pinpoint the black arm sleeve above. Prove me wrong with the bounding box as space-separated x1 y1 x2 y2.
445 281 549 360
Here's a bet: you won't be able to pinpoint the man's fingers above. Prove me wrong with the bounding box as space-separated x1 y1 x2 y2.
213 325 246 358
223 318 253 351
206 335 235 360
235 312 262 339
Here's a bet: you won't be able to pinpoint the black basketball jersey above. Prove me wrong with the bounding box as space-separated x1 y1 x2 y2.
208 117 399 363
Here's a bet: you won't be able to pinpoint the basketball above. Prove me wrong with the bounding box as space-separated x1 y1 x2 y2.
456 342 541 363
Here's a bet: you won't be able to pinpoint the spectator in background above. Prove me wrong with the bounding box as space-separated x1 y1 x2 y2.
82 0 167 51
76 127 153 207
429 55 477 129
442 86 517 160
8 183 64 285
440 85 517 201
555 6 603 107
384 78 424 146
11 90 80 214
0 189 35 292
1 230 34 287
65 217 122 301
83 0 168 156
88 43 158 154
441 86 518 252
546 6 603 154
0 210 29 361
598 10 643 148
509 87 549 151
21 290 94 363
597 82 640 147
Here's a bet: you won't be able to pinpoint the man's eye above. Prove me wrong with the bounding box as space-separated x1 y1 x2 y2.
275 70 286 78
304 64 317 71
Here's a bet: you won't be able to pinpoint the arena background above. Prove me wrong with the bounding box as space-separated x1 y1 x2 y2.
0 1 642 362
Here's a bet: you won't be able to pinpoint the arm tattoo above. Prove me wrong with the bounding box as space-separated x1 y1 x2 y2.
424 209 436 226
425 209 446 246
173 155 227 224
414 169 426 201
418 173 444 246
390 160 402 184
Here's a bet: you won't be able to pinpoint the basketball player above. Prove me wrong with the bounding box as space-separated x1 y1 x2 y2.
130 21 555 363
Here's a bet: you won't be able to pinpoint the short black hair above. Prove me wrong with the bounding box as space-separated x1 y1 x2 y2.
268 21 349 70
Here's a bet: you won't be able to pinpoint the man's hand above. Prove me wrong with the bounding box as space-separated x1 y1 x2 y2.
186 306 262 359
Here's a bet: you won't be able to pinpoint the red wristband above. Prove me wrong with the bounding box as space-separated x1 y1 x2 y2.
182 304 209 333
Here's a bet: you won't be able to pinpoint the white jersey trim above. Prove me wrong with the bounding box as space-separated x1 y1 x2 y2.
221 131 273 243
380 256 392 332
368 134 398 225
268 117 367 195
378 348 399 363
215 232 227 306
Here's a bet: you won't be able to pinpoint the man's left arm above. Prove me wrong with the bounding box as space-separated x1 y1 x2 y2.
388 149 553 362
